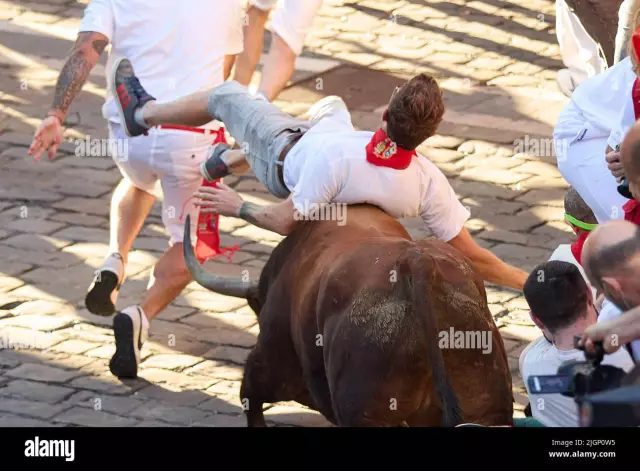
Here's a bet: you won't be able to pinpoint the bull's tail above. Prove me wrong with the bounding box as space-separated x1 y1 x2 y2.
402 248 462 427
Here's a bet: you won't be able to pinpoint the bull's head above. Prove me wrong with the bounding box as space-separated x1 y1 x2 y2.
183 215 260 302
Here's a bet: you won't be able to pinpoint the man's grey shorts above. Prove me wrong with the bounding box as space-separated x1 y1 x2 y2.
207 81 349 198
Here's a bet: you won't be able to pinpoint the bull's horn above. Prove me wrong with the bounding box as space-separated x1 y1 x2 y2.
183 214 258 298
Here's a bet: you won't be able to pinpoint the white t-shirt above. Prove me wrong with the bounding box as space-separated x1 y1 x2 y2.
283 117 470 242
78 0 244 128
554 57 635 157
548 244 597 297
598 299 640 362
520 336 635 427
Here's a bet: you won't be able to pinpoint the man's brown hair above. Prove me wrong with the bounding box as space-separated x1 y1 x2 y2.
386 73 445 150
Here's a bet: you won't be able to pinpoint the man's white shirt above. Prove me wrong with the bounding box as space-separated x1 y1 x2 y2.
519 336 635 427
283 116 470 242
78 0 244 129
598 299 640 362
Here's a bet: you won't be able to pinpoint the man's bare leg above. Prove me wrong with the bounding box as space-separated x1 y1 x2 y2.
258 33 297 101
141 242 191 321
85 179 155 315
141 90 213 128
234 5 271 87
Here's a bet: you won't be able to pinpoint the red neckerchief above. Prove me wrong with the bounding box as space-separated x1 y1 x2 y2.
623 199 640 225
365 128 417 170
570 231 590 265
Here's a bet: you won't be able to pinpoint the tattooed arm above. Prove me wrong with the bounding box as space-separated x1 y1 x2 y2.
29 31 109 160
48 31 109 123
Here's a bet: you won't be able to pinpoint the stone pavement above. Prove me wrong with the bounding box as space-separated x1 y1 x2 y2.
0 0 574 426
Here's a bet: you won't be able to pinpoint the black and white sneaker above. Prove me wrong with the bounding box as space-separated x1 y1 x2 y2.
200 142 232 181
85 253 124 316
111 57 155 137
109 306 148 379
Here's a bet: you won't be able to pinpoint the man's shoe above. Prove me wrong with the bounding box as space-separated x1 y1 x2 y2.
111 57 155 137
85 253 124 316
109 306 148 379
201 142 232 181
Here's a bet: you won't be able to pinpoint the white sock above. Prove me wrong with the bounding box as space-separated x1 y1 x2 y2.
101 252 125 283
133 108 149 128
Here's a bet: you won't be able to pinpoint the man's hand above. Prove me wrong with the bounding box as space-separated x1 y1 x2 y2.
605 148 624 182
193 182 244 217
578 305 640 354
28 116 64 161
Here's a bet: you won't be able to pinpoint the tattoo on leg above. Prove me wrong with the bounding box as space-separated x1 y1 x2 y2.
239 202 263 225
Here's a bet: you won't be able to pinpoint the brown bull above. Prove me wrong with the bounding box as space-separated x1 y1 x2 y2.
184 205 513 426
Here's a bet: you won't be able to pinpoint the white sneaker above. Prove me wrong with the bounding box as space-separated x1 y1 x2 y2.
85 253 125 316
109 305 149 379
556 69 580 97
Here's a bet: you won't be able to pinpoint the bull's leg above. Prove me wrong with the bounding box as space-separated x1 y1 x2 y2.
239 336 307 427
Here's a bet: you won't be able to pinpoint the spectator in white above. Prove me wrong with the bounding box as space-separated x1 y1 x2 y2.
553 54 636 223
548 186 598 297
110 64 529 290
520 260 635 427
581 219 640 360
555 0 609 96
26 0 245 379
233 0 324 101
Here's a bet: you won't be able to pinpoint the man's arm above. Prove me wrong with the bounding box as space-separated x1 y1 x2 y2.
237 198 297 235
48 31 109 123
28 31 109 160
447 227 528 290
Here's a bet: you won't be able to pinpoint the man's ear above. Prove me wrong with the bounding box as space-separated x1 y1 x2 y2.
529 311 544 330
601 276 620 298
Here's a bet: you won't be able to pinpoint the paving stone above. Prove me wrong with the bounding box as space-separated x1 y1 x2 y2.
65 391 145 415
136 368 216 390
129 399 210 425
0 397 70 419
0 314 76 332
53 406 139 427
5 218 66 234
477 229 528 245
50 212 108 227
50 339 102 355
192 414 246 427
0 275 24 292
462 196 526 215
0 245 83 268
51 197 110 216
2 233 71 251
180 311 257 330
512 160 563 178
519 205 565 223
69 374 145 395
206 380 241 396
5 363 82 383
36 352 97 370
499 324 542 343
264 404 333 427
0 414 57 427
1 379 75 403
184 360 244 381
460 166 531 185
139 354 203 371
134 384 210 407
0 326 66 350
198 394 245 415
203 346 251 365
518 176 570 190
515 188 565 207
175 290 249 313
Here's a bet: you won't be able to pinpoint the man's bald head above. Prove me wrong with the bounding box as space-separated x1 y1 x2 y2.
620 121 640 183
583 220 640 290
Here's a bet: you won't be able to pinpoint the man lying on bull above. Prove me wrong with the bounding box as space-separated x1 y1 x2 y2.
112 58 527 290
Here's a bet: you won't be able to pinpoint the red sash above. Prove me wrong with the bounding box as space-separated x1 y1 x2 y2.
624 77 640 224
569 231 589 265
164 125 238 264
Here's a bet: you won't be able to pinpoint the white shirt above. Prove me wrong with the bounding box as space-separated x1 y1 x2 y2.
548 244 597 297
283 118 470 242
520 336 635 427
78 0 244 128
598 299 640 362
554 57 635 157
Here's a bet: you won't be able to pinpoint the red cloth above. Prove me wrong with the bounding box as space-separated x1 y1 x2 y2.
570 231 590 265
623 198 640 225
174 126 239 264
365 128 417 170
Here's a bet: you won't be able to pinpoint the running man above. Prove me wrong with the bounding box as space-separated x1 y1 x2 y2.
111 59 528 290
27 0 244 379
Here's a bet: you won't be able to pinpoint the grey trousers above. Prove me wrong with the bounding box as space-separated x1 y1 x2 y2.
207 81 311 198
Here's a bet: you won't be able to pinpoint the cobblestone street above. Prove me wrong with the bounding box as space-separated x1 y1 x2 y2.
0 0 573 426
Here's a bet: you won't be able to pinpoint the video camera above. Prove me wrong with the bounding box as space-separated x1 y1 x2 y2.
527 337 640 426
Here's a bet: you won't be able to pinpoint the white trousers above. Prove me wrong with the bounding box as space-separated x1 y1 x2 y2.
250 0 324 55
555 0 607 82
108 121 214 246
